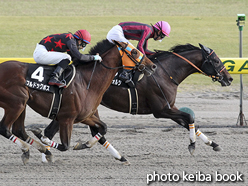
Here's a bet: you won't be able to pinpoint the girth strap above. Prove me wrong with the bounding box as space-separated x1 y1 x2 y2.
48 88 63 119
127 87 138 115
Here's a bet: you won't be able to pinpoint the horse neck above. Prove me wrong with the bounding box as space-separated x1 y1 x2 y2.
166 50 203 84
79 47 121 94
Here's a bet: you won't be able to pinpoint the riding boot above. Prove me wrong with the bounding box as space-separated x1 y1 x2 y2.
119 69 131 82
119 69 135 88
48 66 66 88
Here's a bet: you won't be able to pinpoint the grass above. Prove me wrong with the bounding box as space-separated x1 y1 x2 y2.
0 0 247 88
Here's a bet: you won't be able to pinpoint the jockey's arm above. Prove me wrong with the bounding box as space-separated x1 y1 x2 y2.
137 31 155 56
66 40 95 63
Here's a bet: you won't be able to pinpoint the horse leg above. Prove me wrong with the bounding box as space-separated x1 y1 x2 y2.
44 120 60 139
172 119 221 152
154 106 196 154
155 105 221 154
33 119 94 151
30 119 60 162
195 129 222 151
31 118 74 151
0 106 31 164
35 118 129 164
87 125 130 165
12 109 53 163
74 114 107 149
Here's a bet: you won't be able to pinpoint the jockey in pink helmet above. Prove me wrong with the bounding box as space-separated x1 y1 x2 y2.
153 21 171 41
106 21 171 85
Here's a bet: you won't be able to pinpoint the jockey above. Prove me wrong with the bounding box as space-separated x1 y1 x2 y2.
107 21 171 56
106 21 171 84
33 29 102 88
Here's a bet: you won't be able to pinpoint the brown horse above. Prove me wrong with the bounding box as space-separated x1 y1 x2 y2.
0 39 156 164
40 43 232 164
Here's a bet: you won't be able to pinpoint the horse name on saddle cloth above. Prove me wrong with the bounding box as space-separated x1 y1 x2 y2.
25 64 75 119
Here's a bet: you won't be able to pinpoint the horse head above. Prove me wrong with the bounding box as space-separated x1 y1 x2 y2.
199 43 233 86
114 41 157 76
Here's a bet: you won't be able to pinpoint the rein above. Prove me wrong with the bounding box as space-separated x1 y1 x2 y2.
86 60 97 90
172 51 226 81
100 43 142 70
151 74 171 109
155 57 179 86
172 52 208 76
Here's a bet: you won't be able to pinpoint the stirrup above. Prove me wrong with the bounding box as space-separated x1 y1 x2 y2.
48 78 66 88
119 71 132 82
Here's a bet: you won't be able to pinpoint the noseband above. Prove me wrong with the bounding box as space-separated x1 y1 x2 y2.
201 51 226 82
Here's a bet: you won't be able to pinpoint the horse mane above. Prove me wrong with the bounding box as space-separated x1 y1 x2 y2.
149 43 200 60
89 39 115 55
170 43 200 53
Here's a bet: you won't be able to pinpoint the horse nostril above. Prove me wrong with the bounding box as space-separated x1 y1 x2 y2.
229 77 233 82
152 64 157 71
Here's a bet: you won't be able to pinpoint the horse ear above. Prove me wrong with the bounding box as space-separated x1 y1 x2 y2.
113 40 120 45
199 43 211 54
113 40 127 49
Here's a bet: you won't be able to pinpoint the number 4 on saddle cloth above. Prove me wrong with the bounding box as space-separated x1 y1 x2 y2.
25 64 76 119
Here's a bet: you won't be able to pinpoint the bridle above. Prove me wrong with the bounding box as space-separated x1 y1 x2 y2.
200 50 226 82
172 49 226 82
151 46 226 110
100 42 146 72
87 42 147 89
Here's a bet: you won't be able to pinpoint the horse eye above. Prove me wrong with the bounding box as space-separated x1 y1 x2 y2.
131 49 137 55
131 49 139 58
213 60 219 66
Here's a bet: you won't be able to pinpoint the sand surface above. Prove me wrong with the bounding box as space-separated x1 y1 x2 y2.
0 85 248 186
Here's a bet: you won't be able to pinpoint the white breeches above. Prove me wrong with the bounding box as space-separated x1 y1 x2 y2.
33 44 71 65
106 25 134 47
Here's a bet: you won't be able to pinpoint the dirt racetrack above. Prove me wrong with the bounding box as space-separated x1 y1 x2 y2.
0 86 248 186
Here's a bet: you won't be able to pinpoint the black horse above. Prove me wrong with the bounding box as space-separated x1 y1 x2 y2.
34 43 233 163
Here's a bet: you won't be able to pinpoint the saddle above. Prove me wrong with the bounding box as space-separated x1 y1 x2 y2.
25 64 76 119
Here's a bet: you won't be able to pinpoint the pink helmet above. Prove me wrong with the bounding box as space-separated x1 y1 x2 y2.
74 29 91 44
153 21 171 37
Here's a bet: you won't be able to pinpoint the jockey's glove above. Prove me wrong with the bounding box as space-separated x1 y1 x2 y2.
94 55 102 62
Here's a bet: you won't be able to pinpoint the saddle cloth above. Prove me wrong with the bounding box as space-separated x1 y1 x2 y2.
111 69 144 88
110 69 142 115
25 64 76 119
25 64 75 93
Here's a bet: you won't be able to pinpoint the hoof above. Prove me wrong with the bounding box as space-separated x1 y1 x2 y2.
213 146 222 151
118 156 130 165
21 150 30 165
46 154 54 163
188 142 195 155
211 142 222 151
29 128 42 139
73 141 90 150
